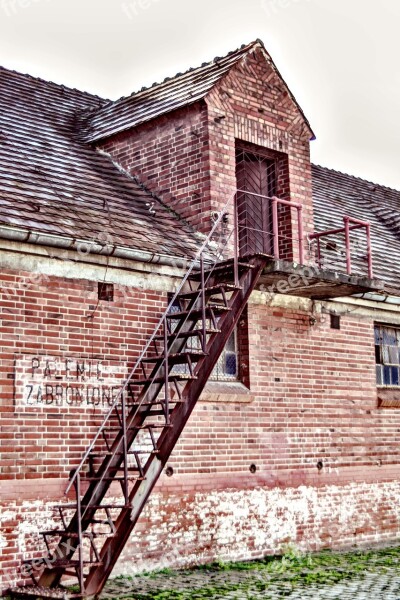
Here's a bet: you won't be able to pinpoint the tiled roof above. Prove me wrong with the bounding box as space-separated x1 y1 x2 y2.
84 39 315 143
312 165 400 294
0 63 398 295
0 66 201 260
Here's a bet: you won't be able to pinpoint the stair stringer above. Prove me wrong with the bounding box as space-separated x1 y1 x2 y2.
31 255 267 597
82 254 267 596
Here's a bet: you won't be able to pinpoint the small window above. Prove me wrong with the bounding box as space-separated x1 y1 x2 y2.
98 282 114 302
375 324 400 387
330 314 341 330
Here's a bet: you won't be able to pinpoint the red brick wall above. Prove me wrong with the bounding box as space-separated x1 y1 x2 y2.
0 269 168 587
99 103 211 230
0 269 167 480
115 302 400 571
168 302 396 477
3 264 400 589
119 476 400 572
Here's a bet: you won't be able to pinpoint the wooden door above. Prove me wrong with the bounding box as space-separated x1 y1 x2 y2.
236 148 277 256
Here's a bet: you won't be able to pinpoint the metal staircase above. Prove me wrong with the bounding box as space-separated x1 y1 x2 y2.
9 205 268 599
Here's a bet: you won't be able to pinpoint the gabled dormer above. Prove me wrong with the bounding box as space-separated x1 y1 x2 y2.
89 40 381 298
88 41 313 261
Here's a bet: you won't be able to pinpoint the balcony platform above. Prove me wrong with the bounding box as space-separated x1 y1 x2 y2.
257 258 384 300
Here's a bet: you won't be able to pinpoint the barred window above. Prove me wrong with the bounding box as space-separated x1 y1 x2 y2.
210 329 238 381
375 324 400 387
167 294 239 382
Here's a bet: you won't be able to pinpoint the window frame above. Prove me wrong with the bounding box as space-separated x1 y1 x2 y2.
209 328 239 382
166 294 249 386
375 323 400 388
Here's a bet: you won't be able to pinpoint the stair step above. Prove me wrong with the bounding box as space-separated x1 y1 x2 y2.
53 503 132 511
130 398 185 406
154 328 220 341
177 283 242 300
189 260 255 281
134 423 171 430
141 350 206 364
134 374 197 386
85 504 132 509
89 466 141 473
40 530 109 539
89 464 141 472
104 422 169 431
9 585 79 599
89 449 158 458
166 305 231 320
90 519 115 525
82 476 145 482
137 408 173 416
103 422 166 432
112 408 174 418
22 558 102 570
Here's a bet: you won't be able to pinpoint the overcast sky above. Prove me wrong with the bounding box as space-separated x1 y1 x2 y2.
0 0 399 189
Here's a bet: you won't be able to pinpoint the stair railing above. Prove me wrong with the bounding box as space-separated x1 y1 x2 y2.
309 216 373 278
65 197 237 498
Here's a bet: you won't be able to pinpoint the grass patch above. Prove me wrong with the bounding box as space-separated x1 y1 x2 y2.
101 546 400 599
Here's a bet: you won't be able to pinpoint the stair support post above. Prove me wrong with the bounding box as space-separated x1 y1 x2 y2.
121 394 129 505
75 472 85 597
200 255 206 353
163 318 170 425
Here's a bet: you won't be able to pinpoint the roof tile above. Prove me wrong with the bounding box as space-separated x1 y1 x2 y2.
84 40 314 143
312 164 400 293
0 66 201 261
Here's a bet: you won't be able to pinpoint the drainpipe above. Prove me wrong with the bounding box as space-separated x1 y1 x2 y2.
353 292 400 306
0 225 200 270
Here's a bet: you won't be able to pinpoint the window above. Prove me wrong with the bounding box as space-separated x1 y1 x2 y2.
210 329 238 381
375 324 400 387
98 282 114 301
167 294 240 382
330 314 341 330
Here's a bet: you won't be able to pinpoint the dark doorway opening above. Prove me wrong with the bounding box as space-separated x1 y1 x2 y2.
235 146 277 256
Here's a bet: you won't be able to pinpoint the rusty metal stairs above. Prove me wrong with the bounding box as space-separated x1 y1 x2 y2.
9 209 268 600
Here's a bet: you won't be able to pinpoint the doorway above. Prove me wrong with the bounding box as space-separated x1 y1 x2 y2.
235 146 277 256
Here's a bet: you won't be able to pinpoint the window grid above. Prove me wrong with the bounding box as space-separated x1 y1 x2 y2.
210 329 238 381
375 324 400 387
167 295 239 382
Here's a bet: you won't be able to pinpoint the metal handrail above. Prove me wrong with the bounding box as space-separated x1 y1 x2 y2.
73 226 237 514
65 197 236 495
236 190 304 264
309 216 373 279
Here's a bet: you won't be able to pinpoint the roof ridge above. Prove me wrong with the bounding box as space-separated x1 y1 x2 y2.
311 163 400 195
99 40 259 110
0 64 109 104
85 37 315 143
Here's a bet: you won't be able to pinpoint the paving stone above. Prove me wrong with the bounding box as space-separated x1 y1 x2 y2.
101 565 400 599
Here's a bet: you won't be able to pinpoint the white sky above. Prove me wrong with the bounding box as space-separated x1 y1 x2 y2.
0 0 399 189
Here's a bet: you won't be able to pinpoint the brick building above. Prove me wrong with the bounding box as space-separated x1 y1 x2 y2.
1 40 400 598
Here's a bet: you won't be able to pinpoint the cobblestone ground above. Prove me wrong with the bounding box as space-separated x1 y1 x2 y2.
101 547 400 600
